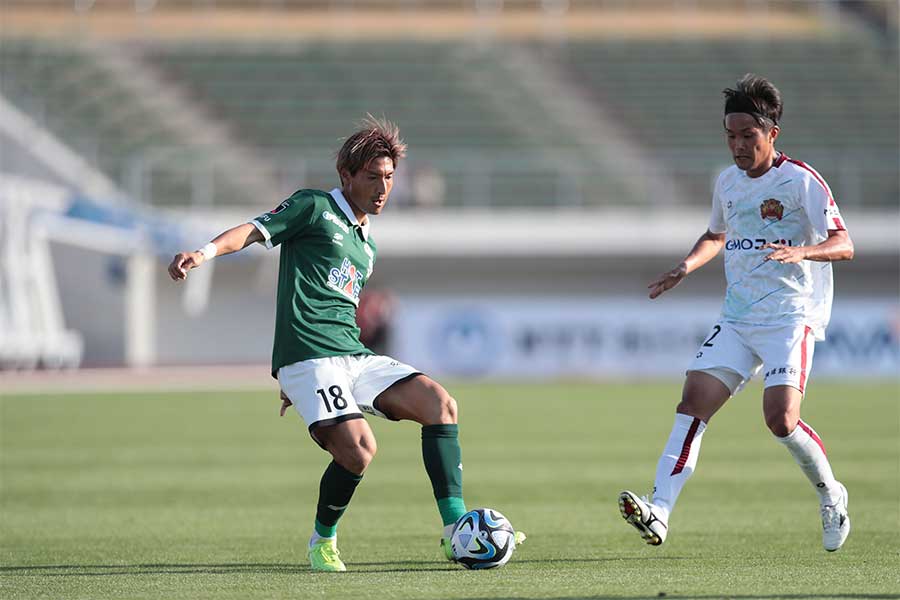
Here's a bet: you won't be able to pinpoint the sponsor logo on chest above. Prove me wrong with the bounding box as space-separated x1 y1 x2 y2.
726 238 794 251
328 257 363 303
322 210 350 234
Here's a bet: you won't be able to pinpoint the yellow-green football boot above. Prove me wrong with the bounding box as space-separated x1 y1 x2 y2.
308 538 346 572
440 537 455 562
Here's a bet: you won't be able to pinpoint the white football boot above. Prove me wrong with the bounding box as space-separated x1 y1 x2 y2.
821 482 850 552
619 490 668 546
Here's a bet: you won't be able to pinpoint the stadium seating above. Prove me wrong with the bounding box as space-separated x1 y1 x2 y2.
0 37 251 207
144 41 620 208
2 29 896 208
541 36 899 206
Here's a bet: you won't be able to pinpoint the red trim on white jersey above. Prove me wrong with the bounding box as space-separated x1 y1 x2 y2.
670 417 702 475
773 152 788 168
797 419 827 457
784 155 836 206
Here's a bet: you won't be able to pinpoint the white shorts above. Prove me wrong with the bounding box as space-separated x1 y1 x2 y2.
277 354 421 434
687 321 816 395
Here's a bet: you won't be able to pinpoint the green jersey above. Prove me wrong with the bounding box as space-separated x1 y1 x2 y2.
251 188 376 377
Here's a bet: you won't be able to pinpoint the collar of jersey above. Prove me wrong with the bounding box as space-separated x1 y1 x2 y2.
740 152 784 183
329 188 370 241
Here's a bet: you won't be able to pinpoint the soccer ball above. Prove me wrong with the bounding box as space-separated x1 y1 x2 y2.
449 508 516 569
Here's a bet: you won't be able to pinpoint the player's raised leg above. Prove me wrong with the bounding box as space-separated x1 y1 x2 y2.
373 375 468 558
765 385 849 551
620 370 729 545
306 418 376 572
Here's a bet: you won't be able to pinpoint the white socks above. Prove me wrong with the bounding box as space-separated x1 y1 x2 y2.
649 414 839 521
651 413 707 519
776 419 840 505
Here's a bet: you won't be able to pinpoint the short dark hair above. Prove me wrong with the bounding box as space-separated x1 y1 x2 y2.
723 74 783 130
336 115 407 180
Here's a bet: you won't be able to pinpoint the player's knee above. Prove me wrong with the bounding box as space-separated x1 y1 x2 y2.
417 379 456 425
676 396 707 420
678 372 730 421
332 436 377 474
765 412 797 438
437 392 457 424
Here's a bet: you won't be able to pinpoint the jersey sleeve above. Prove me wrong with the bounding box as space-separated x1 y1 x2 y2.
800 172 846 235
707 173 727 234
250 191 318 249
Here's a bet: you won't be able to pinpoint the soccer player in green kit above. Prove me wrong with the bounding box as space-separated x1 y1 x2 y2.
168 117 519 571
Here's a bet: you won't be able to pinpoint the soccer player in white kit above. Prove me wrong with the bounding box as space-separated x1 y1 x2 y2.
618 74 854 552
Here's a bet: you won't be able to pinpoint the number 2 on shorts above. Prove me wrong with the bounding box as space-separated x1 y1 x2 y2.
316 385 349 413
703 325 722 347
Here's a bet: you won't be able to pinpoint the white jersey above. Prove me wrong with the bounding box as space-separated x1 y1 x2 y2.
709 153 847 341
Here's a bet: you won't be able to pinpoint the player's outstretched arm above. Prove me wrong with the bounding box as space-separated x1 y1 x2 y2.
168 222 264 281
762 229 854 264
648 229 725 299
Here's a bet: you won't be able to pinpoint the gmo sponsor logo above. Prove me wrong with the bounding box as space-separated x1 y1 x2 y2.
726 238 794 251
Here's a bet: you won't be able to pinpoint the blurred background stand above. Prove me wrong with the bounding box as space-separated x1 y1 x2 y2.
0 0 896 376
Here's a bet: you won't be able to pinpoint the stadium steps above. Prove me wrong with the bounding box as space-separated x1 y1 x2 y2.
540 36 899 206
143 41 650 208
91 41 283 208
1 39 175 195
491 42 693 206
0 38 278 208
437 43 610 207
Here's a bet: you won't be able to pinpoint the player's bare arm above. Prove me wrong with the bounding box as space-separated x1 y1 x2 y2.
649 229 726 299
763 229 854 264
167 222 264 281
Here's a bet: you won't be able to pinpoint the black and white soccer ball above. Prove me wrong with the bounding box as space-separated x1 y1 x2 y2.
449 508 516 569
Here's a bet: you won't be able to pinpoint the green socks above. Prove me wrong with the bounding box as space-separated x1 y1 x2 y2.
422 424 467 527
313 426 465 538
314 461 364 538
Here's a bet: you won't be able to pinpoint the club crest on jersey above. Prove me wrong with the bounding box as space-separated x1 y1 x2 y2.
760 198 784 221
328 258 363 303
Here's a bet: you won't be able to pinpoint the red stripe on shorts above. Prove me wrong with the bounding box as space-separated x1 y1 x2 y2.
799 325 811 393
671 417 701 475
798 419 827 456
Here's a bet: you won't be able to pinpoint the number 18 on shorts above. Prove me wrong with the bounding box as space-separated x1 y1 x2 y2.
277 354 420 431
316 385 351 416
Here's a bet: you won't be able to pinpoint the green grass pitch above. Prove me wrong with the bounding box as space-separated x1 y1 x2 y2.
2 380 898 599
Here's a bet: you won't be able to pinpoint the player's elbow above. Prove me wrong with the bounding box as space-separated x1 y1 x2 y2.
835 238 854 262
843 239 854 261
833 231 853 261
